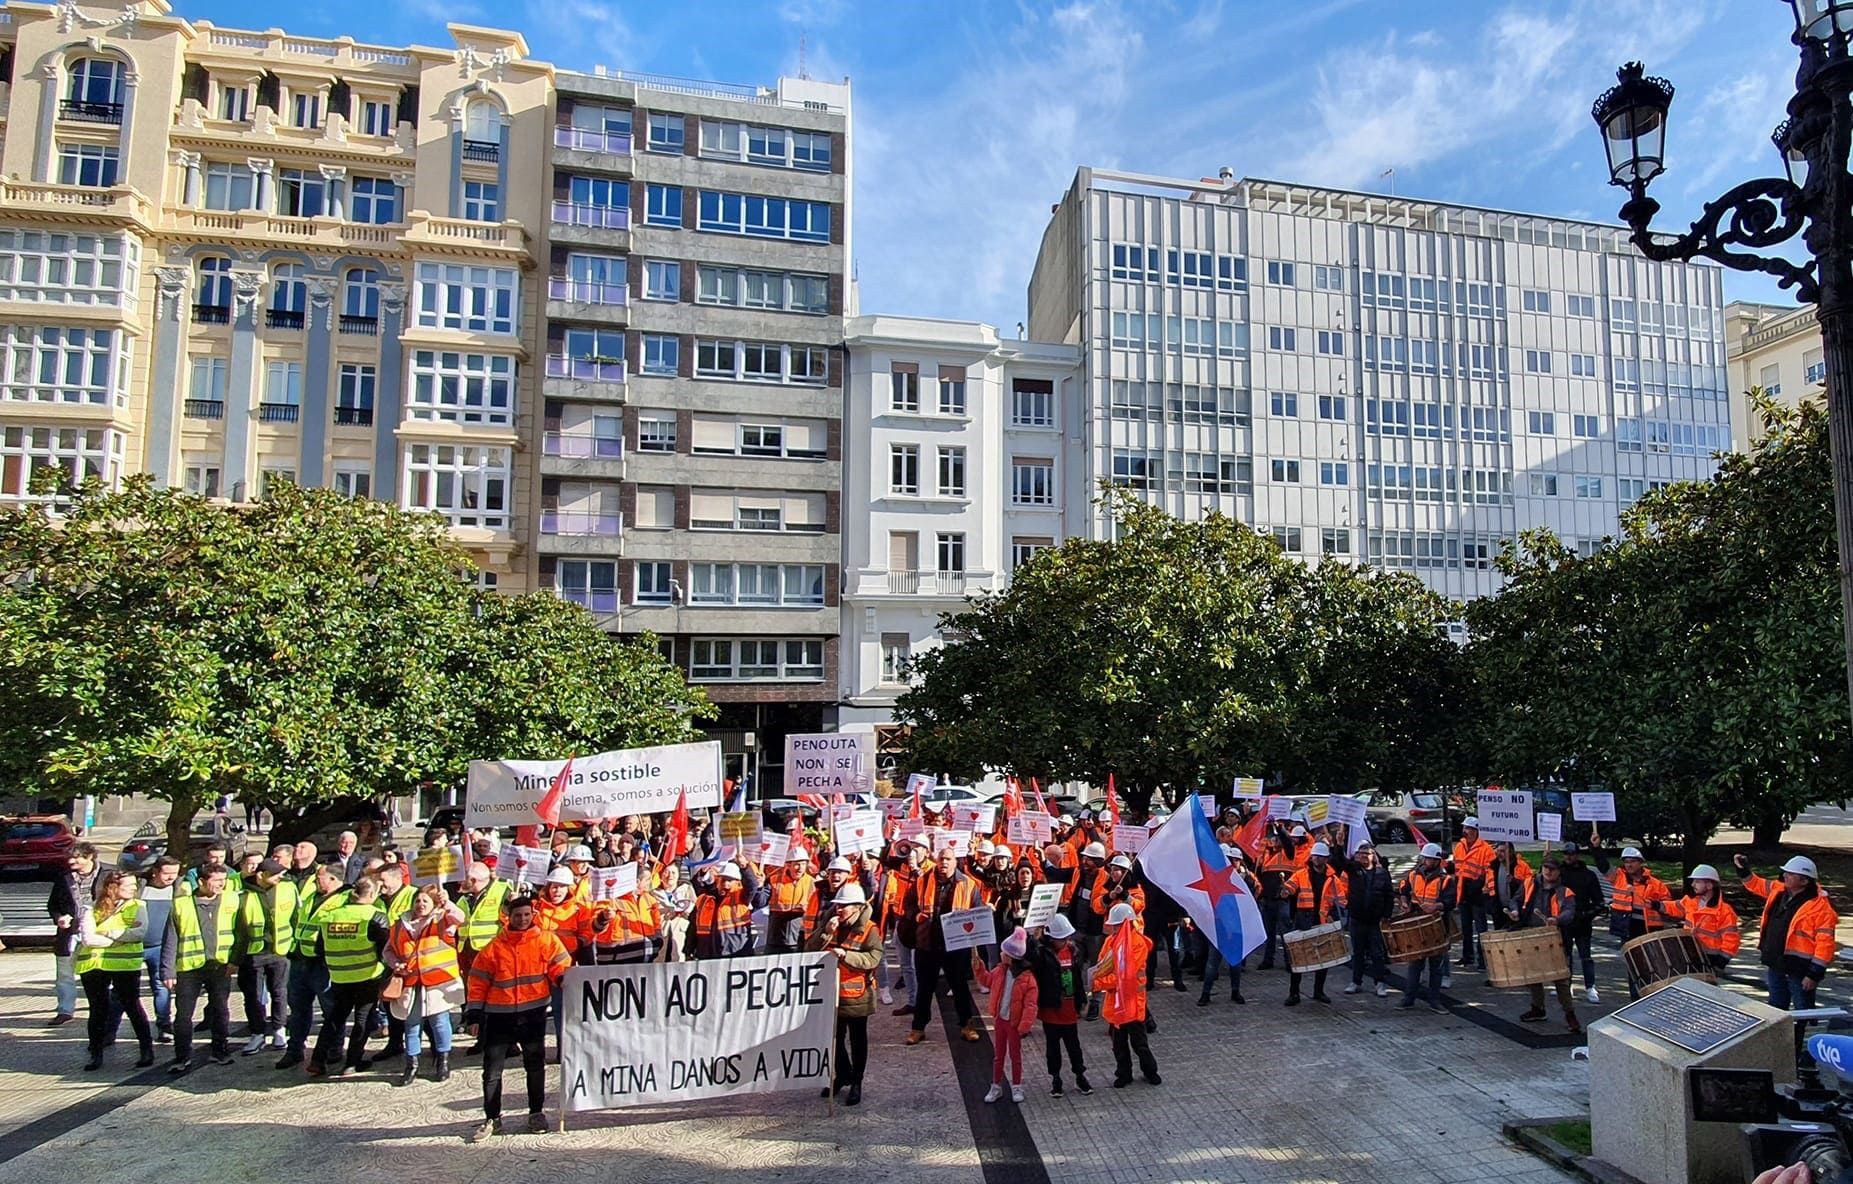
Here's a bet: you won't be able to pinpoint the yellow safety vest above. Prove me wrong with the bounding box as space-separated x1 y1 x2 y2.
74 901 144 975
172 891 242 972
461 880 510 952
319 902 384 985
241 880 299 957
292 888 348 958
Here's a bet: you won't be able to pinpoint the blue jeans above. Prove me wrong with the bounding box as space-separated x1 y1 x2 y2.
1198 939 1243 1000
1404 954 1446 1005
285 958 332 1056
402 989 453 1057
54 953 78 1016
1767 967 1817 1011
142 947 172 1028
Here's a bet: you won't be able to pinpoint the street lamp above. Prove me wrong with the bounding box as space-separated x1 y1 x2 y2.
1589 17 1853 715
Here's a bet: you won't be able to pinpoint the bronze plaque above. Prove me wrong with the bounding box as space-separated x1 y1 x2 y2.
1612 981 1760 1055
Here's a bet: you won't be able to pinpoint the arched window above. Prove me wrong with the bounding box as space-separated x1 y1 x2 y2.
195 256 232 322
267 263 306 329
464 100 501 143
342 267 380 326
65 57 125 120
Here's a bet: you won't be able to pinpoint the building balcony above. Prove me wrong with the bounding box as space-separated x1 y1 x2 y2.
193 302 230 325
333 406 374 427
559 589 619 614
937 572 967 595
554 127 633 156
543 432 623 459
547 277 626 306
183 398 224 421
883 570 969 596
265 308 304 330
0 180 155 229
60 98 123 125
167 208 402 252
399 211 528 258
886 571 918 595
539 510 622 537
545 355 627 383
462 139 501 164
258 402 300 423
551 201 629 230
339 314 379 336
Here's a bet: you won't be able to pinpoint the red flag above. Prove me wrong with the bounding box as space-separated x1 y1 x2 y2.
662 786 690 862
1003 777 1023 819
1106 773 1121 830
1030 777 1051 817
1232 810 1269 862
536 755 575 830
908 779 923 821
1409 822 1430 850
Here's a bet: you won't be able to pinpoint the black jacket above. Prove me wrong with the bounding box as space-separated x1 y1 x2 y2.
1336 856 1394 924
48 866 103 958
1559 862 1603 934
1027 937 1087 1015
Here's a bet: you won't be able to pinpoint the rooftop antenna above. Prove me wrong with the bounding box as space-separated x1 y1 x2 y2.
799 33 809 80
1380 167 1396 196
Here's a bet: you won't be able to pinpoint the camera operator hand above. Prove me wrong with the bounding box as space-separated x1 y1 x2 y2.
1751 1164 1812 1184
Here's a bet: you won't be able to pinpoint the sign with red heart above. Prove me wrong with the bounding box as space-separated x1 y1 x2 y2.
834 810 884 856
939 906 995 952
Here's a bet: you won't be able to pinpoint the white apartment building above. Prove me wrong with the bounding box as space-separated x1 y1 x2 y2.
1725 300 1824 450
839 315 1082 760
1028 169 1736 601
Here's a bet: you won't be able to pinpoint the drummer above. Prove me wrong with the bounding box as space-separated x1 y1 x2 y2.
1658 864 1740 972
1513 856 1582 1035
1284 841 1343 1007
1398 843 1454 1012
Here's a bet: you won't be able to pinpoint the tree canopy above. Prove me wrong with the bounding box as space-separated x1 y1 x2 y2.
896 489 1467 812
0 478 710 846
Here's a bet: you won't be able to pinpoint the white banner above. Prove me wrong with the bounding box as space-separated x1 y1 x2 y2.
784 733 872 796
1326 795 1368 829
833 810 884 856
1007 812 1053 849
1537 812 1563 843
466 741 724 826
1572 792 1616 823
1023 883 1064 929
939 906 996 952
754 833 790 868
560 954 836 1113
1475 790 1534 844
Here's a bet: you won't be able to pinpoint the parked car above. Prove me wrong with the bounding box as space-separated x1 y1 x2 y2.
186 815 249 864
0 814 76 875
1363 790 1458 845
417 805 468 838
116 820 166 873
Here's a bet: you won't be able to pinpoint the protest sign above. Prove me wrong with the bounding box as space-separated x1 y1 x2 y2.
1007 812 1053 849
894 819 926 845
939 907 997 952
877 797 910 819
951 803 997 833
1326 795 1368 830
1572 792 1616 823
413 845 463 885
754 832 790 868
467 741 724 826
931 829 971 858
830 802 856 824
1537 812 1563 843
784 733 872 796
833 810 884 856
1023 883 1064 930
1232 776 1265 800
1113 823 1152 856
1264 796 1293 820
496 844 551 888
1475 790 1534 844
1303 799 1329 827
560 954 836 1113
903 772 936 799
718 812 764 848
589 863 640 901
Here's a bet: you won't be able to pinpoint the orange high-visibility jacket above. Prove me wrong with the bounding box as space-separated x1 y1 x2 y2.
1402 868 1455 915
532 894 596 957
591 892 663 947
1088 870 1146 918
1660 894 1742 960
1610 870 1672 931
464 925 571 1014
914 867 982 922
1451 839 1496 902
1092 924 1153 1025
1287 865 1343 924
387 917 461 989
1745 873 1838 978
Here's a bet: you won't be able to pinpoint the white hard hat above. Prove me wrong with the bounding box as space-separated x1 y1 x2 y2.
545 867 575 887
825 856 853 873
718 862 743 880
1783 856 1820 880
1462 817 1479 830
1109 854 1133 870
1081 842 1107 861
974 839 994 856
1310 841 1330 858
1621 846 1644 861
1106 902 1136 926
1220 843 1243 860
1420 843 1443 860
1290 825 1308 837
785 847 810 864
1046 914 1076 940
566 845 593 863
1688 864 1721 883
831 883 867 906
993 845 1013 860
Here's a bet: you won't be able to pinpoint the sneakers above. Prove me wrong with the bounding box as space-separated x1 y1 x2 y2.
984 1083 1004 1103
1051 1077 1065 1097
905 1030 925 1046
1428 1002 1446 1014
1375 982 1389 998
467 1120 498 1144
210 1053 235 1067
525 1113 549 1135
268 1033 287 1051
1010 1085 1025 1103
167 1060 192 1076
48 1013 74 1027
1075 1074 1094 1095
1343 982 1361 995
960 1022 982 1043
878 988 894 1006
1519 1008 1547 1023
1586 986 1601 1004
241 1035 267 1056
977 980 991 995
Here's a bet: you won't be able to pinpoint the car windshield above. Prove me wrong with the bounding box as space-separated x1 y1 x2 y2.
1411 794 1443 810
189 819 218 837
132 821 159 837
5 822 62 841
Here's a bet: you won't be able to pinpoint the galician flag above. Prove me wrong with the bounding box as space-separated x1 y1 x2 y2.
1141 791 1266 964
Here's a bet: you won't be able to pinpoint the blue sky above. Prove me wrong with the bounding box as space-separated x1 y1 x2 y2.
174 0 1801 332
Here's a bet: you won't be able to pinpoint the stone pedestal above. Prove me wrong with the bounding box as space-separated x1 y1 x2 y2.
1589 979 1794 1184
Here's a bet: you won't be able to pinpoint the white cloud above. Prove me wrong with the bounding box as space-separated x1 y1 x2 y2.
522 0 639 72
1679 56 1793 196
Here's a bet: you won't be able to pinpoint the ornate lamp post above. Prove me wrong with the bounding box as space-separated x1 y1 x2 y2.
1591 3 1853 711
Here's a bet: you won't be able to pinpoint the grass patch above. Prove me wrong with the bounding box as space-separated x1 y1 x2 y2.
1538 1119 1592 1157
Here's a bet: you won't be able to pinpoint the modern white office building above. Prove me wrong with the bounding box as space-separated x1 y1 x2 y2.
838 315 1082 763
1028 168 1737 601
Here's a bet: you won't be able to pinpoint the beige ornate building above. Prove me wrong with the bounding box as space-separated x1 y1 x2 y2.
1724 300 1825 449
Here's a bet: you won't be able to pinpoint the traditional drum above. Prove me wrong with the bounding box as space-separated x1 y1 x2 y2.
1283 922 1352 973
1381 913 1450 963
1482 929 1570 988
1622 929 1716 996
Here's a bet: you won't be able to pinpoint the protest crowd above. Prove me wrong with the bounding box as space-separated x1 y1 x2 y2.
43 777 1839 1141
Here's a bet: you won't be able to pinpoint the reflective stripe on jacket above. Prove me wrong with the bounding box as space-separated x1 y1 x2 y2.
75 900 145 975
1609 871 1671 930
388 918 462 989
465 925 571 1014
172 891 242 972
320 902 385 984
1661 895 1741 960
460 880 510 952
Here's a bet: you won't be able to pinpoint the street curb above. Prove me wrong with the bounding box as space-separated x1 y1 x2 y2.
1503 1118 1647 1184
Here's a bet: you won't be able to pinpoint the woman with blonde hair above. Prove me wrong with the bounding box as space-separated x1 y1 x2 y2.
77 870 154 1071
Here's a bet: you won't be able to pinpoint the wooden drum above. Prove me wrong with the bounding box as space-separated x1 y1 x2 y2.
1381 913 1450 963
1284 921 1352 973
1622 929 1717 996
1482 929 1570 988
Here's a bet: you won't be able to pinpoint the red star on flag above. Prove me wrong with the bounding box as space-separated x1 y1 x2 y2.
1189 859 1247 912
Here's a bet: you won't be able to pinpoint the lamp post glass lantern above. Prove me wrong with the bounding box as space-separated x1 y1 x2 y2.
1788 0 1853 44
1592 62 1673 189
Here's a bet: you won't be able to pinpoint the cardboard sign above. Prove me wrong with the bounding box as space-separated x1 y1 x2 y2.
560 954 835 1112
413 844 464 885
1232 776 1265 800
496 844 551 888
1572 792 1616 823
951 803 998 833
1325 795 1368 830
939 906 997 952
1008 812 1054 849
1304 799 1329 827
754 832 790 868
784 732 872 796
894 819 926 845
904 772 936 799
718 812 763 847
1474 790 1535 844
1114 823 1152 856
1537 812 1563 843
834 810 884 856
1023 883 1064 930
590 863 639 901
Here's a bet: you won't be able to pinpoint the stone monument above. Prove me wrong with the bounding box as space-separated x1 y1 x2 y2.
1589 978 1795 1184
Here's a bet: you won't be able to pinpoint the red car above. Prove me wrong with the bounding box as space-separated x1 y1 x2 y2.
0 815 76 874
